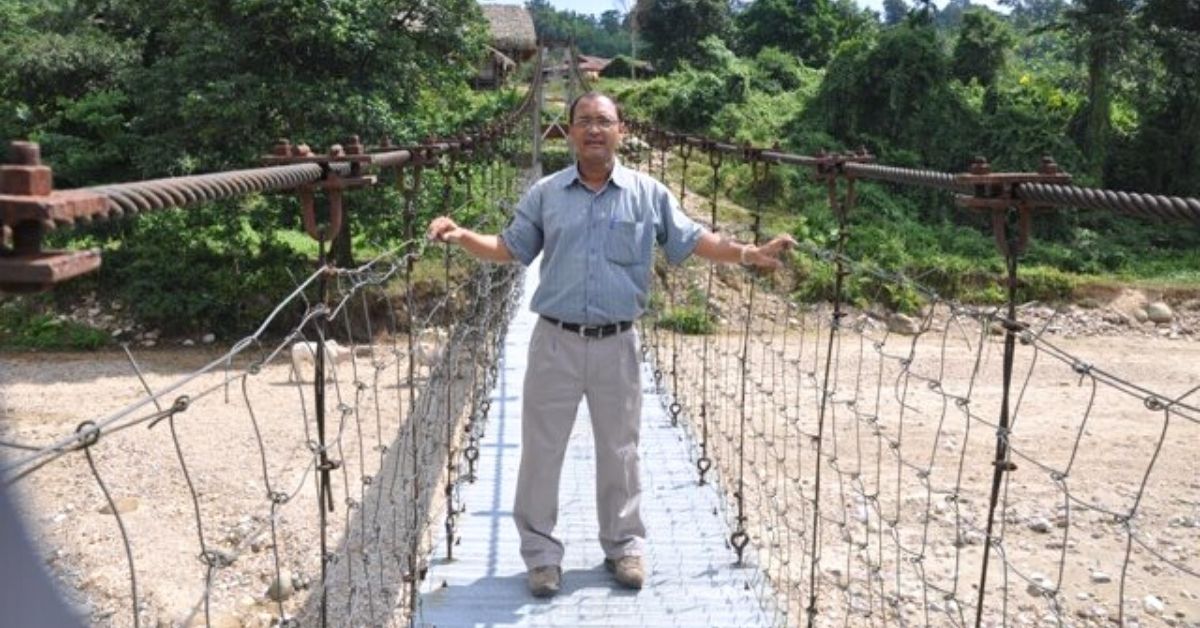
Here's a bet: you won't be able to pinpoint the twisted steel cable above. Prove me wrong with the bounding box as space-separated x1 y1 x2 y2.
1017 181 1200 223
844 162 970 193
86 163 347 217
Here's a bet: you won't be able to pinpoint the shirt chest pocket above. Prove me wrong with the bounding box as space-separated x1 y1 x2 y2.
605 220 644 266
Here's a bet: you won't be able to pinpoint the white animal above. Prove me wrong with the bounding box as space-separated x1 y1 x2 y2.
289 339 352 382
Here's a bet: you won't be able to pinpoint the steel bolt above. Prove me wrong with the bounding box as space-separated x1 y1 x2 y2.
969 156 991 175
8 141 41 166
1039 155 1060 176
2 141 52 196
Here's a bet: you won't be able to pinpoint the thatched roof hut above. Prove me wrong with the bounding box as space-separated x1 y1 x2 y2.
480 4 537 61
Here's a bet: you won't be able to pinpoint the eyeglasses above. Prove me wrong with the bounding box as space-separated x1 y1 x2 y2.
572 118 618 130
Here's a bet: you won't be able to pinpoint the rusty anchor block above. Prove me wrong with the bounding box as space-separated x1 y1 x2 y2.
0 141 109 293
954 156 1072 258
264 138 376 244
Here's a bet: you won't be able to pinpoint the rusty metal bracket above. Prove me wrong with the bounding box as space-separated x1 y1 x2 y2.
264 138 376 243
0 142 108 293
812 147 872 223
955 156 1071 257
812 146 874 182
297 171 375 243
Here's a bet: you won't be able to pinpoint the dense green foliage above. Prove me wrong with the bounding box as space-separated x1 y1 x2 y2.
602 0 1200 305
526 0 632 57
0 0 520 340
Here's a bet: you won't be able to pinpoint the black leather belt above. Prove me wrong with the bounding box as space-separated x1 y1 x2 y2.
541 316 632 339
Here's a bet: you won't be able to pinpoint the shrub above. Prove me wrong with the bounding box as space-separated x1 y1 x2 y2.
0 299 109 350
657 305 715 334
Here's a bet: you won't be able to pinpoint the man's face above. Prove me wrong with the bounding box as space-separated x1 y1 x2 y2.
569 96 623 167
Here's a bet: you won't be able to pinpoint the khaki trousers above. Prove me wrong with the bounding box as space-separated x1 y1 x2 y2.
514 317 646 569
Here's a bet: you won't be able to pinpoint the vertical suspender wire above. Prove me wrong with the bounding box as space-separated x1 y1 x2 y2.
668 139 692 428
975 207 1022 628
807 171 854 628
731 155 766 564
314 226 333 628
439 155 456 562
403 157 425 622
697 144 722 486
658 131 668 182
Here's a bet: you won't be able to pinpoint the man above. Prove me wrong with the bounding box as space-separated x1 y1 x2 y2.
426 92 795 597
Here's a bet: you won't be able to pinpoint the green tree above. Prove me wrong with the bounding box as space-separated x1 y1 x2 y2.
526 0 631 57
883 0 910 25
1123 0 1200 195
951 7 1015 88
736 0 874 67
1061 0 1137 179
600 9 623 34
808 16 977 172
638 0 732 71
935 0 972 29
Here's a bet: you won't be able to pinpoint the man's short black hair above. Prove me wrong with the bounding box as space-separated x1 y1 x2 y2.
568 92 623 124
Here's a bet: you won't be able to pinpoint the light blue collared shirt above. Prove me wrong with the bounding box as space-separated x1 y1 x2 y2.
500 161 703 325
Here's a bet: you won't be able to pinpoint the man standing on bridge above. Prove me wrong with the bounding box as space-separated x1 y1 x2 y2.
427 91 795 597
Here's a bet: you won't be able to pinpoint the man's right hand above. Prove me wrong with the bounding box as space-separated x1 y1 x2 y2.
427 216 462 244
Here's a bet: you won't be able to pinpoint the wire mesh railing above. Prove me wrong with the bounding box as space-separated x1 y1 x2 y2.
628 127 1200 627
0 61 547 627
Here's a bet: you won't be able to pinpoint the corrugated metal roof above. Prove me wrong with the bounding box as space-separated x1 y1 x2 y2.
417 261 778 627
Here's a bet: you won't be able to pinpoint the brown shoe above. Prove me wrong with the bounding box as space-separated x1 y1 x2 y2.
528 565 561 597
604 555 644 589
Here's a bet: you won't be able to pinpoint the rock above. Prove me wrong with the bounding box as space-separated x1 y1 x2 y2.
98 496 139 515
1090 571 1112 584
1134 308 1149 323
291 571 309 591
957 530 985 546
111 329 124 339
111 300 123 311
1147 302 1173 323
145 329 161 340
1027 516 1052 533
266 576 293 602
1026 573 1054 597
182 339 195 347
237 595 256 609
888 313 920 335
1144 595 1164 615
202 333 216 344
1101 310 1128 325
141 339 157 348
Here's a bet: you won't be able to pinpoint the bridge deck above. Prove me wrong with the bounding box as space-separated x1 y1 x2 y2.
416 263 777 627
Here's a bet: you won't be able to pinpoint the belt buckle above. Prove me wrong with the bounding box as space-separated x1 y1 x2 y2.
577 325 590 338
